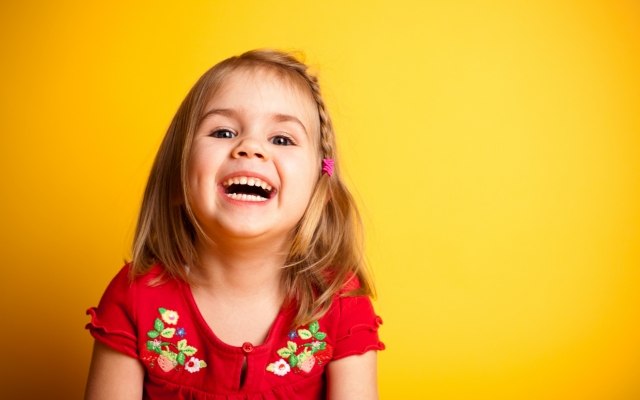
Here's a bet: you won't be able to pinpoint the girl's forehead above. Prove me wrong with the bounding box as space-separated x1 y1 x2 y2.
213 67 313 105
205 67 320 134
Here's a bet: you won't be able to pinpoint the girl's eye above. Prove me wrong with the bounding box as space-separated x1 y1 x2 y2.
271 135 295 146
210 129 236 139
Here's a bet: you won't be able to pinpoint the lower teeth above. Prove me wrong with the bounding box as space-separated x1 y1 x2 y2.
226 193 267 202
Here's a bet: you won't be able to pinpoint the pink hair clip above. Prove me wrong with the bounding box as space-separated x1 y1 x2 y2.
322 158 334 177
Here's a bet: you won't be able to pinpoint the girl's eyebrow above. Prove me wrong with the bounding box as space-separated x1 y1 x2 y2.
271 113 309 136
200 109 309 136
199 108 235 125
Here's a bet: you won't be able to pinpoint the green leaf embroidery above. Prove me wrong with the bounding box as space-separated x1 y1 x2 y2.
158 307 166 314
175 338 196 355
147 330 159 339
147 340 161 353
266 363 275 372
200 360 207 368
277 348 292 358
309 321 319 334
289 353 299 367
287 341 298 352
314 331 327 340
297 329 312 340
154 318 164 332
161 328 175 338
177 352 186 366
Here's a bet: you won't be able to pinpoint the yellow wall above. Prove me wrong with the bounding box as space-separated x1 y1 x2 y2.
1 1 639 398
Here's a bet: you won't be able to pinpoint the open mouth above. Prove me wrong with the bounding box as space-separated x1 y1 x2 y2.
222 176 274 202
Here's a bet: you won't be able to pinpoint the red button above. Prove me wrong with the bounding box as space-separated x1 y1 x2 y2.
375 316 384 326
242 342 254 353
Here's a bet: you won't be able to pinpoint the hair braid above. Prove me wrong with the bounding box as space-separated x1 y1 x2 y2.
304 74 335 161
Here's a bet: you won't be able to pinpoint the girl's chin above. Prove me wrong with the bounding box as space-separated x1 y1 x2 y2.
201 222 292 244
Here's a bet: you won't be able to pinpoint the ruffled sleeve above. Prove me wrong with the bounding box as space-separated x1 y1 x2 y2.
332 295 385 360
85 264 138 359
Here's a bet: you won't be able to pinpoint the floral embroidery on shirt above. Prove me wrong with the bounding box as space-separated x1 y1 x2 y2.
143 307 207 373
270 359 291 376
160 308 179 325
266 320 333 376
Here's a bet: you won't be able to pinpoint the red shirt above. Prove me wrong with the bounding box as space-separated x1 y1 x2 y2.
86 264 384 399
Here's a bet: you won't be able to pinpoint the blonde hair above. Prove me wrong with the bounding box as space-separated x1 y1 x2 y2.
131 49 374 325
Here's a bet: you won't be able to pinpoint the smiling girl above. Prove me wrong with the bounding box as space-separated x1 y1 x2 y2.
85 50 384 399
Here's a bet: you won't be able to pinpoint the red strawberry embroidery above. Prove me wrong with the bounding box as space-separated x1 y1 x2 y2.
314 344 333 365
157 354 177 372
298 355 316 373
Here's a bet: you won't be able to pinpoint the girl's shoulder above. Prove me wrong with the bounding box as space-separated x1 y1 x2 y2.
88 262 184 330
86 262 188 359
103 262 178 295
310 282 384 362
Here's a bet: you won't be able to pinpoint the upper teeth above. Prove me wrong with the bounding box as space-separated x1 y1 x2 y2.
223 176 273 192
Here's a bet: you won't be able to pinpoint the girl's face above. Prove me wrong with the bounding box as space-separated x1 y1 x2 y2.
188 68 321 245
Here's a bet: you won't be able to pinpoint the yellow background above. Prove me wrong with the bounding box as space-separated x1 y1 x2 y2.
1 1 639 398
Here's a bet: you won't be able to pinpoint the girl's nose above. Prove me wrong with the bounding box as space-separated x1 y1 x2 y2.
231 137 269 160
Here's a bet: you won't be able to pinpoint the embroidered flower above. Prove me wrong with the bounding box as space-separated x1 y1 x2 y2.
160 308 179 325
267 359 291 376
185 357 204 373
144 307 207 374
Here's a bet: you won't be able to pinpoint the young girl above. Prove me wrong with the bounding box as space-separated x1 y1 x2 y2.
85 49 384 399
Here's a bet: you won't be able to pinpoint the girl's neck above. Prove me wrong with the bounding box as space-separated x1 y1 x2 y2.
189 236 290 347
192 236 289 298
